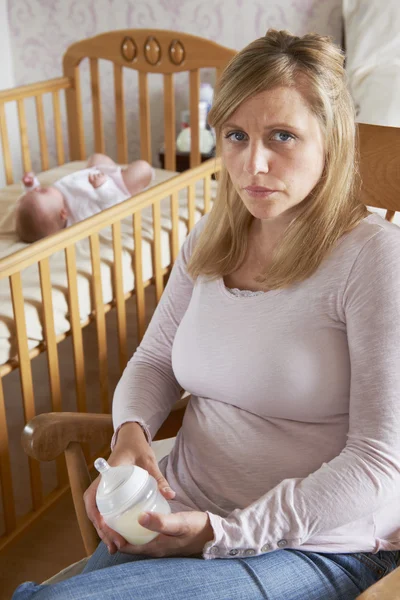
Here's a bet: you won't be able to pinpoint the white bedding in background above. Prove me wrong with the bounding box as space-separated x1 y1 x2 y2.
343 0 400 127
0 162 216 366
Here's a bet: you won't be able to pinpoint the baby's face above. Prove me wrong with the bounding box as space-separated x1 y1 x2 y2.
26 186 63 210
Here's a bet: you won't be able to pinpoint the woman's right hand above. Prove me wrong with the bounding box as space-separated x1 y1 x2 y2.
84 422 176 555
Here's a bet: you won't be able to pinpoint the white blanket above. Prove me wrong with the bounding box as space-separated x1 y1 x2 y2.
0 162 215 366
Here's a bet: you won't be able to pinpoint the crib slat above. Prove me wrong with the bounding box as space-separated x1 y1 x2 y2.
17 99 32 173
89 234 109 414
112 222 128 374
152 203 163 302
385 210 396 223
65 66 86 161
133 213 146 342
0 377 17 533
0 103 14 185
170 191 180 263
139 72 152 163
65 246 87 414
204 176 211 214
163 74 176 171
35 95 49 171
10 272 43 510
188 184 196 231
52 91 65 166
114 64 128 164
38 258 67 485
38 258 62 411
189 70 200 168
90 58 105 154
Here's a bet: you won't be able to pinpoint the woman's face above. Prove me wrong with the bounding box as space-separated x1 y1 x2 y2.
221 86 325 223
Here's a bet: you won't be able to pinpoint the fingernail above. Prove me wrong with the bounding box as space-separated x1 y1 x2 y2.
107 545 112 554
163 486 172 494
114 540 120 550
139 513 150 526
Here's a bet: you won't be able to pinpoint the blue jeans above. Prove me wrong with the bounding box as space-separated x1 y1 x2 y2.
12 542 400 600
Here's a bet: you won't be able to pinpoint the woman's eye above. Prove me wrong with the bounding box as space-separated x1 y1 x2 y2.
272 131 295 143
225 131 247 142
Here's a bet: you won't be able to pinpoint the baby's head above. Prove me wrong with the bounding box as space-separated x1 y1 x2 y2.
16 186 67 243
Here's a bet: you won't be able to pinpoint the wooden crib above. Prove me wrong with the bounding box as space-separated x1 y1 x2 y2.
0 29 235 551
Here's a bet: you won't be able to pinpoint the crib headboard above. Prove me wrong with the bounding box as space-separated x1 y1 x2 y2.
63 30 235 170
0 30 236 184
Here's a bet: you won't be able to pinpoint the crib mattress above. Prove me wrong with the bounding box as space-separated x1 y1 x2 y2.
0 162 215 367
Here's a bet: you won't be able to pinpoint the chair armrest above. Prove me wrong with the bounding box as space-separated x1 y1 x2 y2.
21 402 188 556
22 412 113 462
21 396 189 462
357 565 400 599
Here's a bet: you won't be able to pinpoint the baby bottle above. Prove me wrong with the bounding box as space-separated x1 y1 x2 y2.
94 457 171 545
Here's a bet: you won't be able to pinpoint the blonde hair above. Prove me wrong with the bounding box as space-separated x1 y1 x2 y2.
187 29 368 289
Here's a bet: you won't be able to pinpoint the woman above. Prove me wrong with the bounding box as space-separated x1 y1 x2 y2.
13 29 400 600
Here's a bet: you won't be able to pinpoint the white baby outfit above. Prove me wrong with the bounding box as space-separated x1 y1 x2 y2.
53 165 130 226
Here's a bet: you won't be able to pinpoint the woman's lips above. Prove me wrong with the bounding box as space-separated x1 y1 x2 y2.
243 186 277 198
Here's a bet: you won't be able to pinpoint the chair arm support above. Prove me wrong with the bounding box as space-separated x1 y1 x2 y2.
22 412 113 462
21 401 188 556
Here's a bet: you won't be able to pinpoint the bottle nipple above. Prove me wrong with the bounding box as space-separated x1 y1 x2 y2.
94 457 111 475
94 458 149 516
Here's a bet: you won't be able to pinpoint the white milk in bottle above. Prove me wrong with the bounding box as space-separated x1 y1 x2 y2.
94 458 171 545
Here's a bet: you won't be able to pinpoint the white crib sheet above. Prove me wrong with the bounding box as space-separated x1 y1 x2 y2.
0 162 216 366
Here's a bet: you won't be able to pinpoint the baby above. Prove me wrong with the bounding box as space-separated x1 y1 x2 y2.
16 153 154 242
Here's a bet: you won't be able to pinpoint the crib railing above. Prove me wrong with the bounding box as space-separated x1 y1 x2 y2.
63 29 235 169
0 158 220 550
0 77 72 183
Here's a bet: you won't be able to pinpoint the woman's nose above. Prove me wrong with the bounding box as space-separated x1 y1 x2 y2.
243 143 269 175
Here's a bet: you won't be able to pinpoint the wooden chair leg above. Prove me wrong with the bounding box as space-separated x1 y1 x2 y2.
65 442 99 556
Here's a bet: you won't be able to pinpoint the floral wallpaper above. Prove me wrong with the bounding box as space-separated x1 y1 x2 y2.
7 0 342 172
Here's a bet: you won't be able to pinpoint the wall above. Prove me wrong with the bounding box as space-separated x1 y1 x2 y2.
6 0 343 172
0 0 21 187
0 0 14 90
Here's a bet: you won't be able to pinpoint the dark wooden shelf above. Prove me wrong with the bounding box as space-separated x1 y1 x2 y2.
159 149 215 172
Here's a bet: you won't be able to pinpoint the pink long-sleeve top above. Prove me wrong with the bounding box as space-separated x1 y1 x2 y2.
112 212 400 559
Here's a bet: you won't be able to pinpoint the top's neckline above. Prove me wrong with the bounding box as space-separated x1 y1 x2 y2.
225 286 266 298
218 277 281 301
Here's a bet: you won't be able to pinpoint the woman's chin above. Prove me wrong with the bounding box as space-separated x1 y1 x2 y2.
248 207 283 221
246 201 301 223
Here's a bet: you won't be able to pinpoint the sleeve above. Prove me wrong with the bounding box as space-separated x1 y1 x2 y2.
111 215 208 447
203 227 400 559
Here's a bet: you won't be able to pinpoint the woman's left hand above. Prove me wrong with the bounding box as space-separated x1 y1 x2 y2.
115 511 214 557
